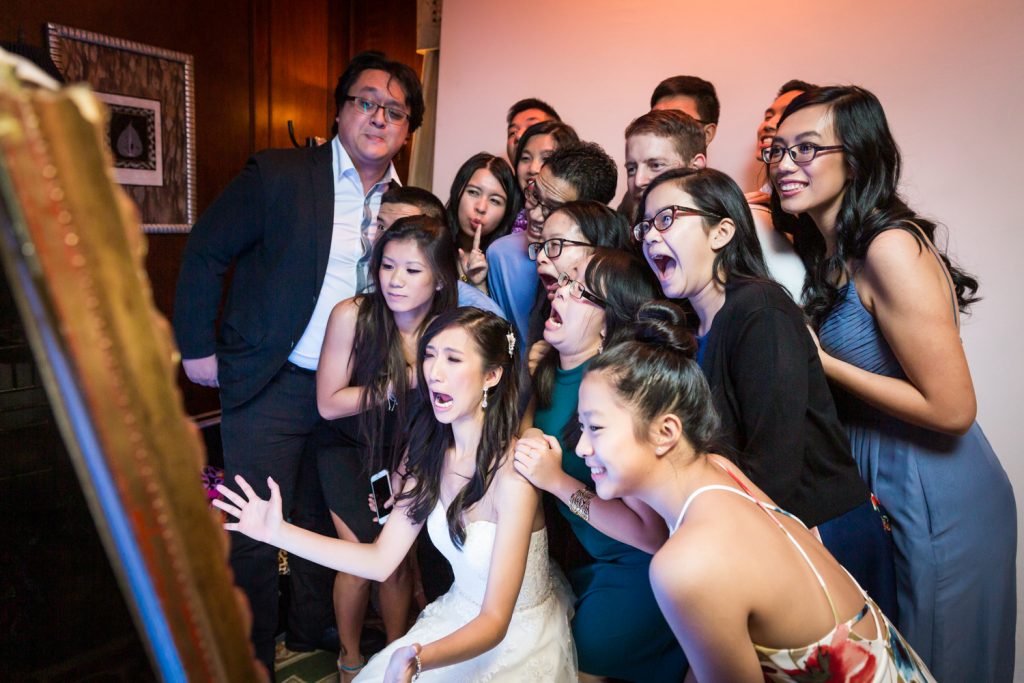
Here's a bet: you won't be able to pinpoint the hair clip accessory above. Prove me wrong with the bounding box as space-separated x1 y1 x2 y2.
506 329 516 357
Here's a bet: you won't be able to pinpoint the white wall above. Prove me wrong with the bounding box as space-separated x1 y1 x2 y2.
435 0 1024 676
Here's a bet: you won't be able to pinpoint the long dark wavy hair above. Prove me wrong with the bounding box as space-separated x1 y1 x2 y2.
641 167 773 288
444 152 522 251
768 85 979 328
352 215 458 473
534 247 660 411
399 307 522 548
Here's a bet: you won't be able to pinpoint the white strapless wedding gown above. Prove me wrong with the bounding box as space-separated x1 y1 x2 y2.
356 503 577 681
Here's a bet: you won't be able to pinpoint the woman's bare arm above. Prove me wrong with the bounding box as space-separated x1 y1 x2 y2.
819 229 976 434
316 298 373 419
651 533 763 683
215 474 422 581
515 431 668 553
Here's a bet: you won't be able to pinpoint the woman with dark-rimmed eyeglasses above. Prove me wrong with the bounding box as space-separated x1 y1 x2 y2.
514 247 688 682
524 201 631 362
769 86 1015 681
637 166 899 626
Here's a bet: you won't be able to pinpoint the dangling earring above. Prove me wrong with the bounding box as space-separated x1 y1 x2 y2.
481 387 489 409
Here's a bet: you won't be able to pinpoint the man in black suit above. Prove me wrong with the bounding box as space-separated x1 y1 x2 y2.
173 51 423 677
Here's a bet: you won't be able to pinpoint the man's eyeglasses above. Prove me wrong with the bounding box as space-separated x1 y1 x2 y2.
632 205 722 241
344 96 409 125
524 178 561 219
527 237 592 261
761 142 843 165
557 272 607 308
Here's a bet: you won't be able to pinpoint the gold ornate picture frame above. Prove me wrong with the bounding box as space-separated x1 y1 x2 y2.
46 23 196 234
0 56 259 680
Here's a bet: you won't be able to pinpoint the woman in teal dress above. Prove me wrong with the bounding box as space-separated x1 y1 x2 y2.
514 247 687 682
769 85 1015 681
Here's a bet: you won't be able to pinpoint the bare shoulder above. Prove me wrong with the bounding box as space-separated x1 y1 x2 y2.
325 296 362 335
492 442 540 513
333 295 362 318
495 442 536 494
651 527 735 606
858 228 952 312
861 228 933 279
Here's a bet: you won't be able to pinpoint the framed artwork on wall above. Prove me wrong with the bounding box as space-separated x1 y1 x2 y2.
46 23 196 233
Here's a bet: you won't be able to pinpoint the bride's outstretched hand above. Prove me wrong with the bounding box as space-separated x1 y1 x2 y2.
383 643 420 683
213 475 284 545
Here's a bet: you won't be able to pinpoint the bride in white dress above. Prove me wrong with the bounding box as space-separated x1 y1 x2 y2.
215 308 576 682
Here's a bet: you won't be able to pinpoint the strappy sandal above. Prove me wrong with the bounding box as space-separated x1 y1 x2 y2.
337 655 366 682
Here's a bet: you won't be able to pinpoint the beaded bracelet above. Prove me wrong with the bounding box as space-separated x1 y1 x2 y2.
568 488 595 521
413 643 422 681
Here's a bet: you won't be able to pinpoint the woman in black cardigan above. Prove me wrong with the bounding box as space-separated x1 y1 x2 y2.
635 167 897 621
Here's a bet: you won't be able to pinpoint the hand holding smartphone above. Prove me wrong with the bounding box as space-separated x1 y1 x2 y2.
370 469 394 525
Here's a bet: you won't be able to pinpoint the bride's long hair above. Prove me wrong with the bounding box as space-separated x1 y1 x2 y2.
399 307 521 547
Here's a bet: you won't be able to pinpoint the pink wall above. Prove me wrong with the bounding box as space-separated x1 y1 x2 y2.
435 0 1024 671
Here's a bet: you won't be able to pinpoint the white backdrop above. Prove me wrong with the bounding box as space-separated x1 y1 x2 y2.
433 0 1024 675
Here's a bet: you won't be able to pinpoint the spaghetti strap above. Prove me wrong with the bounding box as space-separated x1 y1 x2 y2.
671 485 747 534
674 473 843 626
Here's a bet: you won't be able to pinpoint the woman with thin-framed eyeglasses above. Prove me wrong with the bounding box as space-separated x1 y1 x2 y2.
770 86 1015 681
514 248 688 682
639 166 899 627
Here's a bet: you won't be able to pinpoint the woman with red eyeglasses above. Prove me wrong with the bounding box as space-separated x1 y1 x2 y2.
637 166 897 624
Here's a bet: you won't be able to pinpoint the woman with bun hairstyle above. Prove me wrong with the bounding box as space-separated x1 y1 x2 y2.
769 85 1015 681
315 215 457 679
637 167 897 619
444 153 521 294
574 300 934 682
514 248 688 682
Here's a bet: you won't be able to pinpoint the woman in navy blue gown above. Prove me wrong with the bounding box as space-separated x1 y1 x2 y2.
769 85 1016 682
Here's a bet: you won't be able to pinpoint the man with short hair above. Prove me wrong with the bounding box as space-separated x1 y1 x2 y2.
755 79 817 163
173 51 423 677
617 77 720 219
650 74 720 145
505 97 560 162
487 141 617 345
624 109 707 207
624 83 808 301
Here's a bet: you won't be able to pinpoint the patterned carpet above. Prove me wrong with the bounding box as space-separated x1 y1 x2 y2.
275 643 341 683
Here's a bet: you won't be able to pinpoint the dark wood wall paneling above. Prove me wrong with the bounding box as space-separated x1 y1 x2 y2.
1 0 417 676
2 0 419 416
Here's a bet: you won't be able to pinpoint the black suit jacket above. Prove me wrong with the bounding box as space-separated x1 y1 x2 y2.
173 142 337 409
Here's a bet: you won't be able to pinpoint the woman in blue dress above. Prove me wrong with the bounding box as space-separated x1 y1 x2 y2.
514 245 688 682
768 85 1016 682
